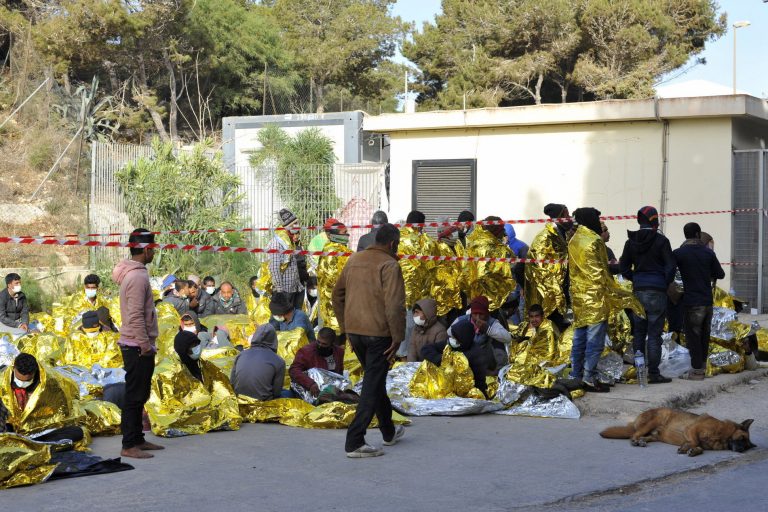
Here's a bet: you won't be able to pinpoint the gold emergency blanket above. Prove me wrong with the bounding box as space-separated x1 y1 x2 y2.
0 364 85 437
29 312 60 336
145 357 242 437
462 226 516 311
108 296 122 329
15 333 66 367
277 328 309 387
712 287 741 310
200 314 255 349
409 344 485 400
80 399 122 436
507 319 563 388
237 396 410 429
61 331 123 369
154 301 182 358
0 433 56 489
757 328 768 353
607 308 633 356
201 345 240 376
568 226 643 328
276 230 297 274
431 240 463 316
398 227 435 309
317 241 349 334
524 223 568 317
51 292 111 336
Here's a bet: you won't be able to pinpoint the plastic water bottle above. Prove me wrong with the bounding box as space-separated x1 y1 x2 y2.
634 350 648 388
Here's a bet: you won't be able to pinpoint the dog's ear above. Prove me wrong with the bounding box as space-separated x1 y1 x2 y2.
740 419 754 431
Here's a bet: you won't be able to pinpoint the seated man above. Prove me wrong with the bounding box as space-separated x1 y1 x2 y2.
269 292 316 341
0 273 30 338
230 324 287 400
163 280 190 315
203 276 217 297
448 295 512 373
408 298 448 362
289 327 345 399
509 303 563 374
421 319 490 397
189 279 214 318
1 353 85 443
62 310 123 368
213 282 247 315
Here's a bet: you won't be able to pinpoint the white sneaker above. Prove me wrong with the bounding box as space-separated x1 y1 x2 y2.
346 444 384 458
383 425 405 446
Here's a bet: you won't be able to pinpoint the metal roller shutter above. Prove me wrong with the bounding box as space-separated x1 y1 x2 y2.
412 159 477 237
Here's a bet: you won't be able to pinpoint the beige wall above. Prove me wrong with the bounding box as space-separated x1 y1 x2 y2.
386 118 735 288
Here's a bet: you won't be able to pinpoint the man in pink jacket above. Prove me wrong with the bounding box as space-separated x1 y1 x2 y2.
112 228 163 459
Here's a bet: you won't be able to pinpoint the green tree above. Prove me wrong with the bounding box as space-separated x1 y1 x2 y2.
249 125 340 233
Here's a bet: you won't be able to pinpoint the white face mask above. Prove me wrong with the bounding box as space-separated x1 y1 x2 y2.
182 326 197 334
85 288 98 299
205 286 215 295
447 337 460 350
86 331 100 339
273 315 286 323
190 344 203 360
308 289 318 298
14 377 33 389
413 316 426 327
12 285 21 294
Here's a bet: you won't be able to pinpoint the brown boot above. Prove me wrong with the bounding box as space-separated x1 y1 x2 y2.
136 441 165 450
121 447 154 459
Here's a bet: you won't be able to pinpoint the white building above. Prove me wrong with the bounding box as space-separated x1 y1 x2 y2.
363 95 768 310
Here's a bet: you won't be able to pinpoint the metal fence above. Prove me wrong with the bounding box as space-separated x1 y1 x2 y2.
89 141 384 264
732 150 767 313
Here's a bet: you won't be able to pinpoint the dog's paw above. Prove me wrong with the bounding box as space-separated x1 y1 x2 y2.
677 445 688 454
687 447 703 457
631 439 647 447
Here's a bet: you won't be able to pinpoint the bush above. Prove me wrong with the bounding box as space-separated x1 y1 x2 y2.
44 197 67 216
28 138 56 172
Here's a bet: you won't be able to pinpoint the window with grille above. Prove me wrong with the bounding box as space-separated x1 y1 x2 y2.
412 159 477 237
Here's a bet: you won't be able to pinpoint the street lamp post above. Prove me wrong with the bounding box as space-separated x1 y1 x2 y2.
733 21 751 94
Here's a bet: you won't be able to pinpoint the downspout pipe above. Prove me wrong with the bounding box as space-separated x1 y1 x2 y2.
655 97 670 233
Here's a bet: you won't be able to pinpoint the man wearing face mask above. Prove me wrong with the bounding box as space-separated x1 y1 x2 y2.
420 319 489 397
448 295 512 372
62 310 123 368
267 208 306 310
407 298 448 362
268 292 316 341
203 276 217 297
190 278 215 318
456 210 475 249
317 219 350 334
212 282 247 315
163 280 191 315
0 273 30 338
289 327 346 398
112 228 163 459
333 223 406 458
174 314 206 381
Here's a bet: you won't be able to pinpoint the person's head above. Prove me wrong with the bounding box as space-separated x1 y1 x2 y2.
81 310 101 338
574 207 602 235
374 223 400 256
187 274 201 286
13 352 38 388
316 327 338 357
128 228 155 264
406 210 426 233
279 208 300 240
269 292 294 322
251 323 278 352
483 216 505 239
700 232 714 250
600 221 610 243
448 319 475 352
187 280 199 296
528 304 544 329
637 206 660 230
180 313 198 334
203 276 216 295
249 276 258 290
470 295 490 323
219 282 234 301
83 274 100 300
544 203 572 231
413 303 427 326
371 210 388 226
457 210 475 234
324 218 349 245
5 273 21 294
306 275 318 298
683 222 702 240
174 280 189 299
174 315 203 379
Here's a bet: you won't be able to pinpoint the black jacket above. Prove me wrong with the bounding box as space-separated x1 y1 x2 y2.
673 241 725 307
356 228 380 252
0 288 29 327
619 229 676 291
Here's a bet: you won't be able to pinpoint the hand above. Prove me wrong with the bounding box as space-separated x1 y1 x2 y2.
139 344 155 356
310 384 320 397
19 324 28 332
383 339 401 363
474 317 488 334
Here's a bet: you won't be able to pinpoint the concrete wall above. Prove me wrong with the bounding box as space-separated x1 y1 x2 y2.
385 118 735 288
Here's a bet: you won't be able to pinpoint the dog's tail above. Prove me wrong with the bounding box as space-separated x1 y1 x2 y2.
599 424 635 439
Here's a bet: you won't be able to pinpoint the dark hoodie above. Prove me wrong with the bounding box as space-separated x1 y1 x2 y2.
407 298 448 362
619 228 676 291
174 329 203 381
420 319 488 396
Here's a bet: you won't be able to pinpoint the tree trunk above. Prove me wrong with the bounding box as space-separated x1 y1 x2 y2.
163 50 179 142
560 82 569 103
315 80 325 114
534 73 544 105
137 55 170 142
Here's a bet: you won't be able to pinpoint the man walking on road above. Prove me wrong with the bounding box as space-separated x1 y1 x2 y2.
333 223 406 458
673 222 725 381
112 228 164 459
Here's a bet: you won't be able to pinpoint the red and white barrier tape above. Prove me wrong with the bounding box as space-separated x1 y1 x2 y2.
22 208 765 239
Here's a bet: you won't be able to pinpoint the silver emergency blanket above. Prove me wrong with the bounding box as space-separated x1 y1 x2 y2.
291 368 353 405
596 352 624 383
51 364 125 398
709 350 743 369
386 363 503 416
494 393 581 420
0 336 20 368
495 365 525 406
710 307 739 340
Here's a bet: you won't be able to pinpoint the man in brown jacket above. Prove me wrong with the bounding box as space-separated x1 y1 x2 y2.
111 228 164 459
408 298 448 362
333 223 406 458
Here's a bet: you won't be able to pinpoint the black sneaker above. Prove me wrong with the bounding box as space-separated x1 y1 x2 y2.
582 380 610 393
648 375 672 384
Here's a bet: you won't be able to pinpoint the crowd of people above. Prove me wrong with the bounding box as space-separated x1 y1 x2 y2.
0 203 760 466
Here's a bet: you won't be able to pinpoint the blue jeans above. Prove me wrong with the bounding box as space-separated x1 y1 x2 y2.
280 389 297 399
570 321 607 382
632 290 667 377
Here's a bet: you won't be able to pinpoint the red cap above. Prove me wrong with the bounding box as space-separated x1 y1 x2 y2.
323 218 341 232
470 296 490 315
